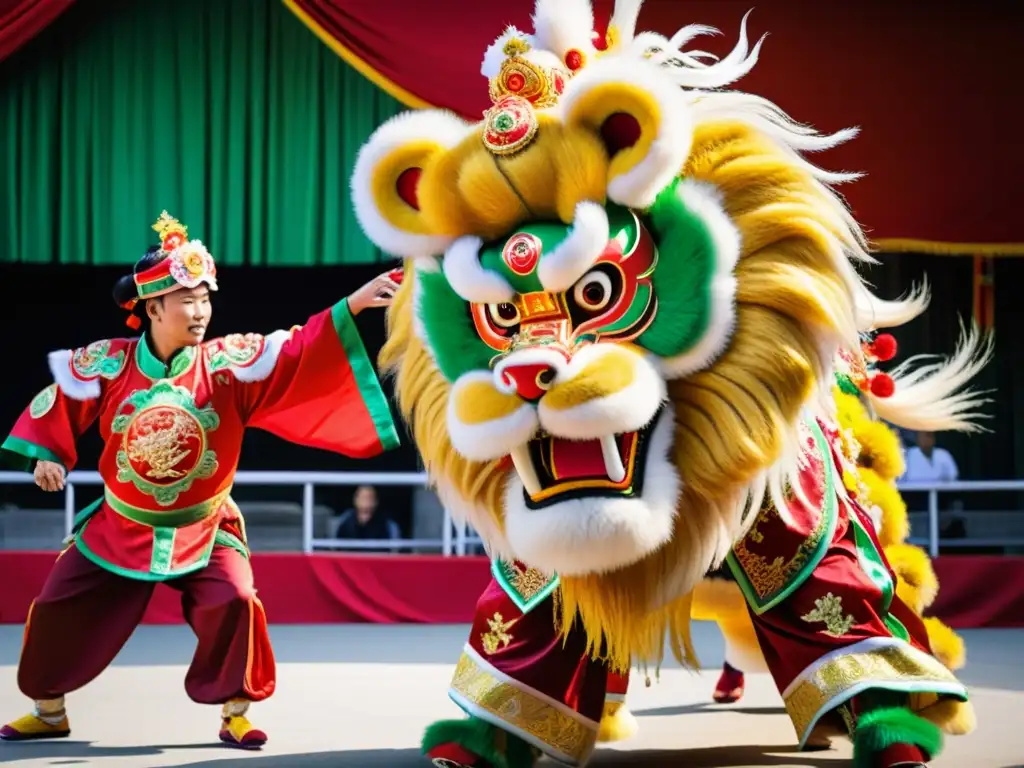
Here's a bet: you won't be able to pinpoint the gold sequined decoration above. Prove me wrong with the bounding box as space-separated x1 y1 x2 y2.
730 476 828 602
480 612 516 655
801 593 856 638
783 643 964 743
450 652 596 762
508 563 551 604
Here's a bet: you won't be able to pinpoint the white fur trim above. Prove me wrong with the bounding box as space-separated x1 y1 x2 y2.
657 180 741 379
530 0 597 63
537 201 610 293
537 345 666 440
446 371 540 462
442 237 515 304
350 109 470 259
561 55 694 210
481 26 537 79
229 330 292 383
48 350 100 401
503 408 679 575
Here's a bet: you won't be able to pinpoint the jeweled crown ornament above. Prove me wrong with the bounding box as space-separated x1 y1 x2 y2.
482 31 571 157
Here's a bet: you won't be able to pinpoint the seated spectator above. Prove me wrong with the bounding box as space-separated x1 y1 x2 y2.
900 431 965 539
331 485 401 553
901 431 959 483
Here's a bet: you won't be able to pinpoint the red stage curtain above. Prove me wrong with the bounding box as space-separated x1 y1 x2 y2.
283 0 1024 255
0 0 73 61
0 551 1020 628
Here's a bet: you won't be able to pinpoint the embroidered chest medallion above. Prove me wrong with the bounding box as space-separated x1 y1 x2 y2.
111 380 220 506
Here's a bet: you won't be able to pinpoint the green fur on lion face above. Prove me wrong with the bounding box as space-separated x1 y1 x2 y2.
415 267 495 382
415 179 727 382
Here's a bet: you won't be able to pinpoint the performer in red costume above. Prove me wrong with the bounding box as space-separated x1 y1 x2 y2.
0 211 401 748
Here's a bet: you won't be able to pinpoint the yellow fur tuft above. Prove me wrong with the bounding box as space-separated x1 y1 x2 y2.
887 543 939 613
923 616 967 671
597 702 639 743
861 469 910 547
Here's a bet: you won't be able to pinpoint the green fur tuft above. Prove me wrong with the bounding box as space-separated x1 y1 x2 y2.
422 717 536 768
853 707 943 768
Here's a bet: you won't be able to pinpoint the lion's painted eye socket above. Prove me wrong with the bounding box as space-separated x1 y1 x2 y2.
572 271 613 312
488 302 521 329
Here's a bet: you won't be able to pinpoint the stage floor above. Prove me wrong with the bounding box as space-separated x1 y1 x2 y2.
0 623 1020 767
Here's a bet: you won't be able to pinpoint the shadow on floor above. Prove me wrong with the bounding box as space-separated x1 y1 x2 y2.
634 701 788 717
0 744 847 768
0 740 216 764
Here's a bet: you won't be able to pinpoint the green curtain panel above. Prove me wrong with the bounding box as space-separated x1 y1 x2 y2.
0 0 405 265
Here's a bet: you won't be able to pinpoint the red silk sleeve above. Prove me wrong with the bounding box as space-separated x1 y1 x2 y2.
239 299 399 459
1 383 101 472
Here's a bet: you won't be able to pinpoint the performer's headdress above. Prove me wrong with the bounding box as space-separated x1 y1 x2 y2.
120 211 218 328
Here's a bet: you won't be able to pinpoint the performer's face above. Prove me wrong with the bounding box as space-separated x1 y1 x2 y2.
148 286 212 347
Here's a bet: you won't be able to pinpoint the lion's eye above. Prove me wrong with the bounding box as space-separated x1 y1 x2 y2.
572 271 613 312
487 302 521 329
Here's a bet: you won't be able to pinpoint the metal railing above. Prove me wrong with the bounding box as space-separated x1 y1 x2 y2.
896 480 1024 556
1 471 1021 558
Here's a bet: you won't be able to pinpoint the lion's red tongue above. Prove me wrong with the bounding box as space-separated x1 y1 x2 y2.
549 437 607 480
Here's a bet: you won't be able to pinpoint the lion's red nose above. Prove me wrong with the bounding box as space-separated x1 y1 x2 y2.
499 362 557 402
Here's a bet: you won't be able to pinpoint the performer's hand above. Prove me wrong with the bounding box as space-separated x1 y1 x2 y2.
348 271 401 316
34 460 65 492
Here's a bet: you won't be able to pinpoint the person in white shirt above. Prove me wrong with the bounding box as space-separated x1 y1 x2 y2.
902 431 959 483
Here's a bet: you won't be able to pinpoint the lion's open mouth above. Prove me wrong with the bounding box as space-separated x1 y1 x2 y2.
509 407 662 509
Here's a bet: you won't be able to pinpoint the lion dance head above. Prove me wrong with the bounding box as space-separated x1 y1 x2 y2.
353 0 991 666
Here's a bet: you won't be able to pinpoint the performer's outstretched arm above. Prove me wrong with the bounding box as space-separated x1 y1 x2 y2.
225 271 402 458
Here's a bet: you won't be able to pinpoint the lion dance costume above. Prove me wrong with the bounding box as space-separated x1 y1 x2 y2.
695 346 969 712
350 2 991 766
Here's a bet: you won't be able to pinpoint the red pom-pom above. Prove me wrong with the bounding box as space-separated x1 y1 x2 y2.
869 372 895 398
396 167 422 210
564 49 585 72
870 333 898 362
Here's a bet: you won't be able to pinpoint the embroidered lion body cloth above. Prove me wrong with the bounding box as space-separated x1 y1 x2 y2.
353 0 988 724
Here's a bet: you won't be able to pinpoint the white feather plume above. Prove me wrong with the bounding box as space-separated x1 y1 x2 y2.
481 26 536 79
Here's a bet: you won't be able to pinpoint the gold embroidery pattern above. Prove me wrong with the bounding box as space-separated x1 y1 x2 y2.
481 613 516 655
731 471 827 602
508 563 551 603
783 643 964 743
801 593 856 637
450 652 596 762
126 410 201 480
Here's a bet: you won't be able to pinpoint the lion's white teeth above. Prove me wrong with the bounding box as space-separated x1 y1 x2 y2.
510 445 542 497
600 435 627 483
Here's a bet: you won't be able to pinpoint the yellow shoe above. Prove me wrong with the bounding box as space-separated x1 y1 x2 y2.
219 714 267 750
0 713 70 741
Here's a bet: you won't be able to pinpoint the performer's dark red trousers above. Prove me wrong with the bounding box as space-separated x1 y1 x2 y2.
17 545 275 704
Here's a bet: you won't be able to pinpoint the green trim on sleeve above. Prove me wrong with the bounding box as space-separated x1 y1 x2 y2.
0 435 65 472
330 298 401 452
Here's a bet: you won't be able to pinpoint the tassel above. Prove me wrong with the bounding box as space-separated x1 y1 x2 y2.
125 314 142 330
869 372 895 398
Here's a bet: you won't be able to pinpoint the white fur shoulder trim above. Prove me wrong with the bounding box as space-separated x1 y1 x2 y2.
48 349 100 401
207 330 292 383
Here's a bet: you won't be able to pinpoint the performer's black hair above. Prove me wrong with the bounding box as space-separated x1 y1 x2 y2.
112 246 165 328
